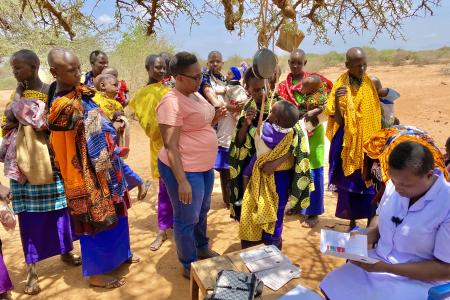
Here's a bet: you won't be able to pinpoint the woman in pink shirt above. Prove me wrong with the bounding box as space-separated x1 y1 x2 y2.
156 52 226 278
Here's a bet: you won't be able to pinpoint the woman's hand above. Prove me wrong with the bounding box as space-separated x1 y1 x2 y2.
178 179 192 204
351 260 388 273
261 161 277 175
212 106 227 125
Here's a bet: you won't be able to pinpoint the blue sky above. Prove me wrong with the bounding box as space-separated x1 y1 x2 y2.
90 1 450 59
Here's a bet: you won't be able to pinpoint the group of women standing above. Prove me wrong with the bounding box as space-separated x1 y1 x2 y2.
1 45 449 300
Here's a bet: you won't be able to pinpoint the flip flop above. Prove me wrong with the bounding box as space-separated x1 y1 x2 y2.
301 217 319 228
149 233 167 251
138 180 151 200
126 254 141 264
24 273 40 295
90 277 126 289
61 252 82 266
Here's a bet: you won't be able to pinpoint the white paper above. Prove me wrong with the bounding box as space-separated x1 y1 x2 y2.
244 252 291 272
278 284 324 300
320 229 379 264
256 264 301 291
240 245 280 262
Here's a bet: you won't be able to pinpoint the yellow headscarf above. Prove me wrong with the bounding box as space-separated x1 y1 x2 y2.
128 82 170 179
325 72 381 177
92 92 123 120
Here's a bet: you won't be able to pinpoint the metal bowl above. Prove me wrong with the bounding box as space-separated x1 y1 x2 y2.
252 48 277 79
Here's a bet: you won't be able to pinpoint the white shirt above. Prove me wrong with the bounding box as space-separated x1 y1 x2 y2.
320 169 450 300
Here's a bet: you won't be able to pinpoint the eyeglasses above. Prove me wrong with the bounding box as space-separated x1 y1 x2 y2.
180 73 202 81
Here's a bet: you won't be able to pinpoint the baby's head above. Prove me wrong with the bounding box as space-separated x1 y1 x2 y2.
95 73 118 99
227 66 242 81
301 75 322 95
268 100 299 129
101 66 119 78
370 76 389 98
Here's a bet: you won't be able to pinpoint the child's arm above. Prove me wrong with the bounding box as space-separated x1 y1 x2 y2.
261 152 292 175
236 107 256 146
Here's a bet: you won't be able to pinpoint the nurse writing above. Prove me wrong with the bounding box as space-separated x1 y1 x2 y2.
321 141 450 300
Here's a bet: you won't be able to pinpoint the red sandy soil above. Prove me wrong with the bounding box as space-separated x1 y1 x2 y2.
0 64 449 299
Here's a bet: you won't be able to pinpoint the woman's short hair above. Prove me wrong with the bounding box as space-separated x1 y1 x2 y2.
11 49 40 67
145 54 161 71
89 50 108 64
388 141 435 176
169 52 197 76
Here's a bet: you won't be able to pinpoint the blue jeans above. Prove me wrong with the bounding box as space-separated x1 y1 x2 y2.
158 160 214 269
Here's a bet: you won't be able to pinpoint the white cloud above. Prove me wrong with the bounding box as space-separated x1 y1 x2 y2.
97 14 114 25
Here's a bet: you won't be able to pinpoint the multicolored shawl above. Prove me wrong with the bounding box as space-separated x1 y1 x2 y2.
278 72 333 107
0 91 48 183
295 84 328 112
92 92 124 120
325 72 382 177
84 71 95 88
363 125 449 183
48 85 118 234
128 82 170 179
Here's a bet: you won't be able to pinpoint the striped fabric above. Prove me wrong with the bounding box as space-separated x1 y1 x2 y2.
10 172 67 213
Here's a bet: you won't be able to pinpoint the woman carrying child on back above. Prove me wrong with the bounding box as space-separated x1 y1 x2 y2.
238 99 312 249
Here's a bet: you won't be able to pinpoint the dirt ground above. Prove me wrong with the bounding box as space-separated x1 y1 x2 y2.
0 64 449 300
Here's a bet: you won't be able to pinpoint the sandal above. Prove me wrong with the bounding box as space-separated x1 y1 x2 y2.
0 292 11 300
89 276 126 289
61 252 82 266
285 208 297 216
24 271 40 295
138 180 151 200
149 231 167 251
126 254 141 264
301 216 319 228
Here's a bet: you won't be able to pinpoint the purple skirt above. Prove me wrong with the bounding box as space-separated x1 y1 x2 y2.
329 127 375 220
0 239 13 294
300 167 325 216
214 146 230 170
18 208 74 264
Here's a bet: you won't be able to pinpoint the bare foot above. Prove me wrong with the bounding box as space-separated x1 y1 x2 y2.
149 231 167 251
24 264 40 295
137 180 151 200
89 275 126 289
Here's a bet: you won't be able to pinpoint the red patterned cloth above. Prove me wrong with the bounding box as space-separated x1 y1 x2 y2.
278 72 333 106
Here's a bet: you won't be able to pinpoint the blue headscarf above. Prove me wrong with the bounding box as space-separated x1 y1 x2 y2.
229 66 241 81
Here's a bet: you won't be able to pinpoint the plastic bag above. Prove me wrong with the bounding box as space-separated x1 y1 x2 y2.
0 201 16 231
276 21 305 52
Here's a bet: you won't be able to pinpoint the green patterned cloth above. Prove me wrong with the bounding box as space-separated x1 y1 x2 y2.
229 97 313 219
